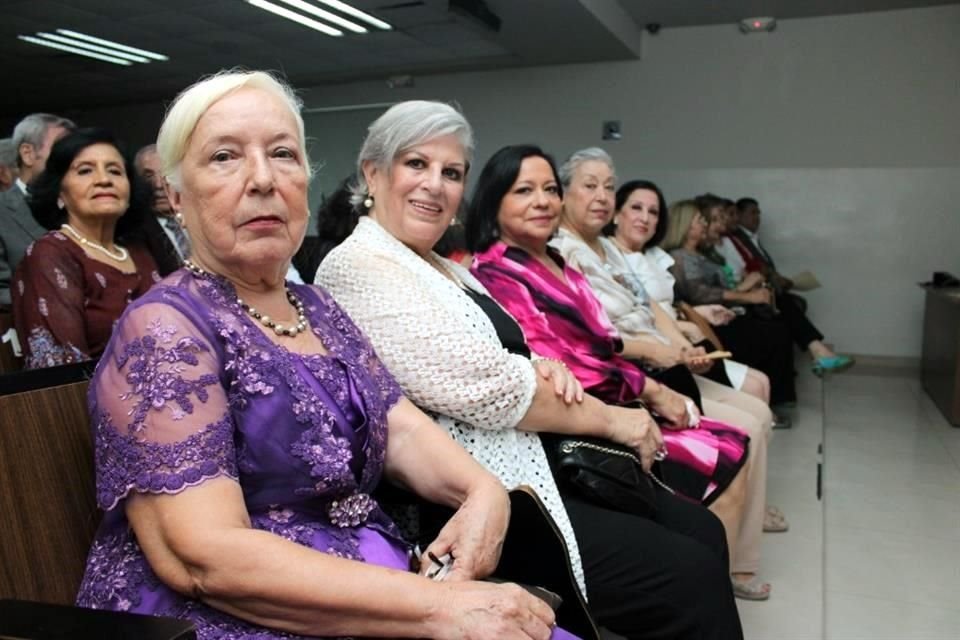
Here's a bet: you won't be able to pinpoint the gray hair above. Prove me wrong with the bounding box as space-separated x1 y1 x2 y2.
11 113 76 168
352 100 474 207
0 138 16 169
558 147 616 187
157 69 311 191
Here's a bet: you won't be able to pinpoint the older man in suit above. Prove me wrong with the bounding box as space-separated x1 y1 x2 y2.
0 113 75 307
135 144 189 276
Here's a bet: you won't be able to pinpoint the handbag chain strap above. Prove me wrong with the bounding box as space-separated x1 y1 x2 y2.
559 440 676 495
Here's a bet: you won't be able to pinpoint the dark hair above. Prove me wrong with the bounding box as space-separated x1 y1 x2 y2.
608 179 669 250
735 197 758 213
694 192 726 216
434 222 467 259
465 144 562 253
315 174 363 249
28 127 151 243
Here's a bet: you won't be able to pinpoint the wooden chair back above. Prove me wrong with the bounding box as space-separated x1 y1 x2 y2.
0 311 23 374
0 377 98 604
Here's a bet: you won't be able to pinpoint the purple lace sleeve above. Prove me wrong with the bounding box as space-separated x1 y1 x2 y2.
91 300 238 511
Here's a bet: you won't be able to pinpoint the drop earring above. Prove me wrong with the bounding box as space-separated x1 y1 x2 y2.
57 198 64 210
363 195 374 209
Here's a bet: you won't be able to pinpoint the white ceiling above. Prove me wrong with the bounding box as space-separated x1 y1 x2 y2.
1 0 955 117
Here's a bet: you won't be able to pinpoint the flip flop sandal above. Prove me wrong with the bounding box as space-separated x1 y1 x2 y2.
763 506 789 532
731 575 771 601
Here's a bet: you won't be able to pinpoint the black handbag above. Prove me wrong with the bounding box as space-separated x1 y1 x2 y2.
553 436 673 518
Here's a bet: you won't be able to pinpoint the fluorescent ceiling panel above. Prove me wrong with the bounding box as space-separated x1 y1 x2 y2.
245 0 345 36
273 0 367 33
38 32 151 63
56 29 169 61
18 35 132 65
316 0 392 30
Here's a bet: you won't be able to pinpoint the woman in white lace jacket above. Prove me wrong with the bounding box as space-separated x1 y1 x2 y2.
317 100 743 640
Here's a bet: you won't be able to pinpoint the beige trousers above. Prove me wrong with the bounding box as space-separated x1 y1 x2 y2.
695 374 773 574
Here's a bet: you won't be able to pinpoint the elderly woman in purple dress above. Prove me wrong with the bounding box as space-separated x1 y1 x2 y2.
75 70 574 640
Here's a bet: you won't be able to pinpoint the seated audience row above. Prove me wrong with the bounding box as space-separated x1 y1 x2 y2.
74 71 578 640
1 70 852 639
316 101 744 637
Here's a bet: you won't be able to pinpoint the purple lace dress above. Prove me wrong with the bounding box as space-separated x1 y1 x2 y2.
75 269 412 638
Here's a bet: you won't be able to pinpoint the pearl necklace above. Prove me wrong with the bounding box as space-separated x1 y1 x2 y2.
183 259 309 338
60 224 129 261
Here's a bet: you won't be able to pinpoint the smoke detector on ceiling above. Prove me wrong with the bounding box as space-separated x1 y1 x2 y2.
739 16 776 33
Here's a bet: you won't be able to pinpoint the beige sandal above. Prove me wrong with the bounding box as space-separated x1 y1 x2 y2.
732 575 772 601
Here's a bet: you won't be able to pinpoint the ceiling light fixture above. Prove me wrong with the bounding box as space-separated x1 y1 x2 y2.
55 29 169 61
246 0 344 36
315 0 392 30
272 0 368 33
17 35 132 66
37 32 151 63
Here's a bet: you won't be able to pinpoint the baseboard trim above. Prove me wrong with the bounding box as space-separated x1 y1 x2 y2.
846 354 921 377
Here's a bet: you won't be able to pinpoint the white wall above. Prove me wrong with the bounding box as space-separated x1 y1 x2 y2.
301 5 960 358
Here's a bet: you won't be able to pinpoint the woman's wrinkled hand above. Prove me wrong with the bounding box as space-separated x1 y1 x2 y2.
429 581 556 640
420 480 509 582
607 405 664 472
680 345 713 375
694 304 735 326
534 358 584 405
644 381 699 429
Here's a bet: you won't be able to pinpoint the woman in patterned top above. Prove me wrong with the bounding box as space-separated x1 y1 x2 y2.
75 71 572 640
12 127 159 369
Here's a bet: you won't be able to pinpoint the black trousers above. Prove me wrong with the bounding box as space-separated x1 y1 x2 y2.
715 315 796 404
563 489 744 640
775 292 824 351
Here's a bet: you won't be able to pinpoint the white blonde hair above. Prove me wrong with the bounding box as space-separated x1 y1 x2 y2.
157 69 311 190
352 100 473 207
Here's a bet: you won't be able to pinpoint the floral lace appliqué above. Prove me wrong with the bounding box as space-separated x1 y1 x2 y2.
93 410 237 510
77 528 160 612
118 319 219 426
25 325 87 369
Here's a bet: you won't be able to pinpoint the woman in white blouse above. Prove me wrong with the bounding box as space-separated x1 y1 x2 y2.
317 100 743 639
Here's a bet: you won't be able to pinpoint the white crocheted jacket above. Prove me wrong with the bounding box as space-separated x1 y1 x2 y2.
317 217 586 595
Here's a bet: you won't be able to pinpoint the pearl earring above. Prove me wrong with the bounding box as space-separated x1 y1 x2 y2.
175 212 185 225
363 195 374 209
57 198 64 210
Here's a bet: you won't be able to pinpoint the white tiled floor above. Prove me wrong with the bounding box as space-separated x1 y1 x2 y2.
737 368 960 639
